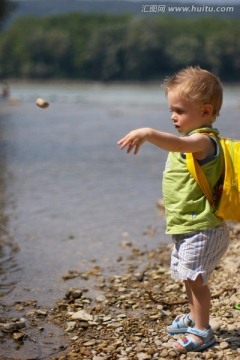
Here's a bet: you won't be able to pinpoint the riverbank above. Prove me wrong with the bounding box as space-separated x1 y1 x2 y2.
1 223 240 360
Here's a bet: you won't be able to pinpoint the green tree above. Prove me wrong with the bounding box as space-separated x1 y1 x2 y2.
22 29 74 78
85 24 127 80
124 17 169 79
205 25 240 80
165 35 204 69
0 13 239 81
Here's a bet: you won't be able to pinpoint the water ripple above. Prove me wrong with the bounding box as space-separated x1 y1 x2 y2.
0 237 20 297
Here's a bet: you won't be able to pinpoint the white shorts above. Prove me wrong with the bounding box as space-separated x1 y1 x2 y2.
171 223 229 285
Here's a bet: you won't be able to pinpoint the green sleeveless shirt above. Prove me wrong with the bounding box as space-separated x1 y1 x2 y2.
162 128 224 234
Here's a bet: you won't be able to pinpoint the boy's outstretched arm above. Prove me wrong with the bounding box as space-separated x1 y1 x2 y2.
118 128 214 159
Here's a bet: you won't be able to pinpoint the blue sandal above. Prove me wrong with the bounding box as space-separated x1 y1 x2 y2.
167 313 195 335
173 326 216 353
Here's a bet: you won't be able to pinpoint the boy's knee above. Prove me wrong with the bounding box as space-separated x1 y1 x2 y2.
187 274 205 287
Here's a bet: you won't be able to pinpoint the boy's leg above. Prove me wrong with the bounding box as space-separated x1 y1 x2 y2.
184 275 210 327
174 274 211 350
184 280 194 319
188 275 211 330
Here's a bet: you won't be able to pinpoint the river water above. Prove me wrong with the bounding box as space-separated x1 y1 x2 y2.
0 81 239 315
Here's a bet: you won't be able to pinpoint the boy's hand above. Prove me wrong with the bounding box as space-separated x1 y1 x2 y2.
118 128 150 154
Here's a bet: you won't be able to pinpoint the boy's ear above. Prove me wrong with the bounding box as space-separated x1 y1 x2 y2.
202 104 213 118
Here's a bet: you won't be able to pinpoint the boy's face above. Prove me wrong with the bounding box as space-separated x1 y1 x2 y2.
167 90 212 135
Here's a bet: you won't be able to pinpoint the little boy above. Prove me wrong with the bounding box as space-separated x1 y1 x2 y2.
118 66 229 353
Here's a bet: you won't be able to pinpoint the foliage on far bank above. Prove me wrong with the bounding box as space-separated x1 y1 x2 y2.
0 13 240 81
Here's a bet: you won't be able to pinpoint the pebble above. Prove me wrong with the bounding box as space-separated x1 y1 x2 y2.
12 332 25 341
70 310 93 321
35 309 48 316
227 324 236 331
65 321 76 332
71 336 79 341
65 288 82 300
36 98 49 108
168 350 178 357
84 339 97 346
102 316 112 322
137 353 151 360
0 318 26 333
96 295 106 303
220 341 229 349
160 349 169 357
209 317 221 331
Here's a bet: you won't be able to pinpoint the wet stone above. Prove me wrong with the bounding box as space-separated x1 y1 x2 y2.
12 332 25 341
65 321 76 332
65 288 83 300
0 318 26 333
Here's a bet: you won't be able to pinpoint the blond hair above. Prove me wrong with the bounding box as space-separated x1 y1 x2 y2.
163 66 223 118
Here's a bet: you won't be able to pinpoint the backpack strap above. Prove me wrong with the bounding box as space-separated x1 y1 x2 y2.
186 152 216 209
185 129 225 210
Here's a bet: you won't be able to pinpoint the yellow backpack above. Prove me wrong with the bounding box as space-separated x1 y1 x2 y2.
186 134 240 222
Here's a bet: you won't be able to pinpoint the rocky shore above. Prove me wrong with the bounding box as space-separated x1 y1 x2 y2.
1 223 240 360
